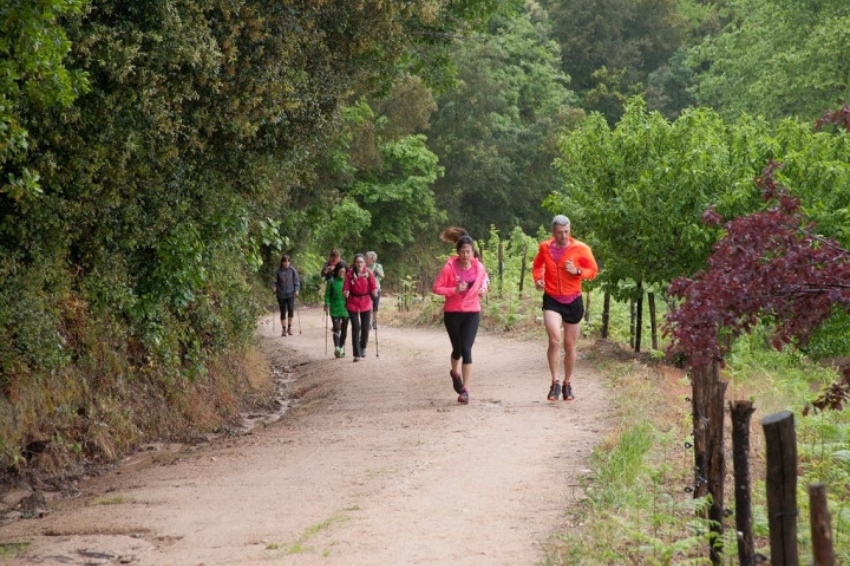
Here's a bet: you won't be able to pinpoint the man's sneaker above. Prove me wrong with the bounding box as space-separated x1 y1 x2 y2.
334 347 342 359
563 383 575 401
372 321 377 330
353 356 360 362
458 388 469 404
450 370 464 394
547 382 562 401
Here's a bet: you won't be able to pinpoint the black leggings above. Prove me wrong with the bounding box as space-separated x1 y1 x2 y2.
348 310 372 357
277 296 295 320
332 316 349 349
443 312 480 365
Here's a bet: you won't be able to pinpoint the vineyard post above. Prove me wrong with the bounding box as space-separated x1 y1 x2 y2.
762 410 799 566
730 400 756 566
707 371 727 565
809 483 835 566
648 292 657 350
601 291 610 338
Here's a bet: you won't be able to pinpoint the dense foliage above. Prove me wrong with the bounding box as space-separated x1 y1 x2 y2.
0 0 505 471
666 162 850 370
689 0 850 122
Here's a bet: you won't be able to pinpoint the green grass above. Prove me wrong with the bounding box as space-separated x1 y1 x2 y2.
266 513 350 556
0 542 30 558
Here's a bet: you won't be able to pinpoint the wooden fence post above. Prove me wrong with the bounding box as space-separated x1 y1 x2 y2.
648 292 658 350
690 362 727 565
498 241 504 298
707 377 727 565
730 400 756 566
601 292 610 339
809 483 835 566
634 282 643 353
762 410 799 566
519 244 527 297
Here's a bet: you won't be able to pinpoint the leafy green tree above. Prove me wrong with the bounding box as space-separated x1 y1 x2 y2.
689 0 850 122
0 0 88 200
544 0 692 123
428 1 583 239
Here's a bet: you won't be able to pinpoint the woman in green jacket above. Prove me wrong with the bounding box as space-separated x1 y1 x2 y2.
324 261 349 358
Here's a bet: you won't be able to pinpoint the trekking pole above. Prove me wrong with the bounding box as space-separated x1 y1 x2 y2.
297 303 302 334
374 320 379 358
324 311 328 357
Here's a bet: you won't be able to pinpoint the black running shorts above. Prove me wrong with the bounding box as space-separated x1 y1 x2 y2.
542 293 584 324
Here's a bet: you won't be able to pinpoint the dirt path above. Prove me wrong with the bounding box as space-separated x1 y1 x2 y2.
1 306 611 565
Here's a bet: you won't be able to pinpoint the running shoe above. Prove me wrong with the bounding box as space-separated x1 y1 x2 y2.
449 370 464 394
547 382 562 401
563 383 575 401
458 388 469 404
334 347 342 359
353 356 360 362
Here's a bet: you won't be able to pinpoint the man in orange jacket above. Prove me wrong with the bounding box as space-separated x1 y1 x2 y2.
532 215 598 402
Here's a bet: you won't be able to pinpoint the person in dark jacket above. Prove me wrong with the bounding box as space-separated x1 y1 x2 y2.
319 248 341 281
272 254 301 336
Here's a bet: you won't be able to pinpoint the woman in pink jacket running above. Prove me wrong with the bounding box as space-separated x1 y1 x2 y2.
432 228 489 404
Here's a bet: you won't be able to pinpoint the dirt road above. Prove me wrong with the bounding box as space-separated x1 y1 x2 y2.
1 306 611 565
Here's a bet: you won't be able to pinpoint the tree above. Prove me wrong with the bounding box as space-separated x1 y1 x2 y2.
0 0 88 200
428 1 582 239
689 0 850 122
544 0 692 123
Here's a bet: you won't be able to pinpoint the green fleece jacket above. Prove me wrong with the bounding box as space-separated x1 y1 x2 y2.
324 276 347 317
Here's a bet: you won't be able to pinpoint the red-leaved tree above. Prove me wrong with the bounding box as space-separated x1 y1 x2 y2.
665 160 850 409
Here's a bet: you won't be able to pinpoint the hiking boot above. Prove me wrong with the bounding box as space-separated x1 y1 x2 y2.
334 347 342 359
458 388 469 405
547 382 562 401
563 383 575 401
353 356 360 362
372 321 377 330
287 327 293 336
449 370 464 394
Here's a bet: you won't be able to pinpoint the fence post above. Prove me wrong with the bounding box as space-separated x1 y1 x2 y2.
648 292 658 350
601 292 610 338
762 410 799 566
809 483 835 566
730 400 756 566
707 375 727 565
519 244 527 297
498 241 504 298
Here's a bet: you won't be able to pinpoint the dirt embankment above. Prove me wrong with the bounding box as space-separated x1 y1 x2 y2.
0 307 611 565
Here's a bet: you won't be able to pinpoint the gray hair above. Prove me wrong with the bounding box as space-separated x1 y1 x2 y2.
551 214 570 227
365 251 378 261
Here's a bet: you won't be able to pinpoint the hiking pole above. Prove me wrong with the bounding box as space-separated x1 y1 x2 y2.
324 311 328 357
374 320 379 358
297 303 302 334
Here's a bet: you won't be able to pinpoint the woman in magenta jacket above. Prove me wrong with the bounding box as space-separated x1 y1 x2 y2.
432 228 489 404
343 253 378 362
